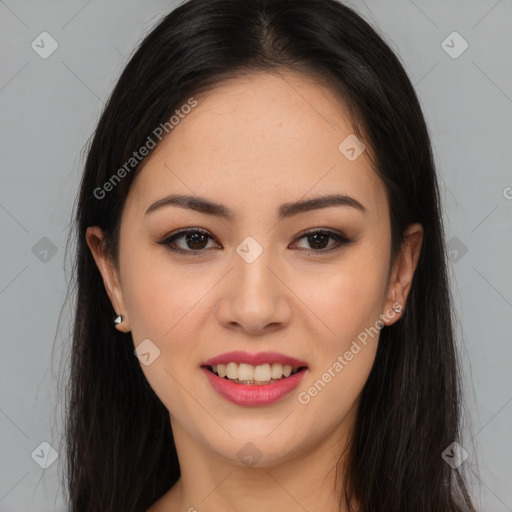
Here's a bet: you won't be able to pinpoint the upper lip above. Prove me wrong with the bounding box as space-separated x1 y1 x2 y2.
202 351 308 368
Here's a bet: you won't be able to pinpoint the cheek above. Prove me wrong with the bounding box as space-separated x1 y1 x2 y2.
121 250 208 414
121 247 213 341
296 254 388 347
295 262 385 424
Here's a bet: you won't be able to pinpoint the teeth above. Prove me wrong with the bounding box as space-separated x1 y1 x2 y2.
210 362 300 382
254 363 271 381
226 362 238 379
238 363 254 381
271 363 283 379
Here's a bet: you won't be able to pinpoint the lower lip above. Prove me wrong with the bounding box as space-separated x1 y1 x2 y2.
202 367 307 407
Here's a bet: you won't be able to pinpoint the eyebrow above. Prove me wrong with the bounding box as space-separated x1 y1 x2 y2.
144 193 367 220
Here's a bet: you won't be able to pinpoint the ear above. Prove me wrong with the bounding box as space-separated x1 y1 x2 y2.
85 226 131 333
382 222 424 326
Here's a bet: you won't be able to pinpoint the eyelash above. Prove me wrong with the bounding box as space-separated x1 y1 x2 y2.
156 227 354 256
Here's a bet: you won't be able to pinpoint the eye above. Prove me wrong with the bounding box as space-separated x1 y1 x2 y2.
291 229 354 254
157 228 354 255
157 228 220 255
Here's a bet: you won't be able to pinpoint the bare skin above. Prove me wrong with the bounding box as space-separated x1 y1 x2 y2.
86 70 423 512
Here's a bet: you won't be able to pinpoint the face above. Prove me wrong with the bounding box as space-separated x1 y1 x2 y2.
87 71 422 471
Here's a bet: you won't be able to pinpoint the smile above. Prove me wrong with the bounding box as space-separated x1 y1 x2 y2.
208 362 303 385
201 351 309 406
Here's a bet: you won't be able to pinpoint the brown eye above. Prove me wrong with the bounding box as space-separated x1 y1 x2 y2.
293 229 353 253
306 232 331 250
157 228 220 254
185 231 209 250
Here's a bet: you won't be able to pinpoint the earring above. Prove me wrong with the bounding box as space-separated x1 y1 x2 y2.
393 303 403 314
113 314 124 326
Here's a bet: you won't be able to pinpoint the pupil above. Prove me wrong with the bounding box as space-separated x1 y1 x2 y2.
187 232 207 249
309 233 328 249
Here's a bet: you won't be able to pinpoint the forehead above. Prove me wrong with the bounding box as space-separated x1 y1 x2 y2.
127 71 387 221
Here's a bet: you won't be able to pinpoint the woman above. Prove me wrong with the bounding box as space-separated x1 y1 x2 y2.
64 0 477 510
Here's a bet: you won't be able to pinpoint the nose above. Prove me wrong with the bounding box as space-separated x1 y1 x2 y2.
216 248 292 336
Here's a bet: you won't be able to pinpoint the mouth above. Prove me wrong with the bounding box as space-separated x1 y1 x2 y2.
201 352 309 406
204 362 308 385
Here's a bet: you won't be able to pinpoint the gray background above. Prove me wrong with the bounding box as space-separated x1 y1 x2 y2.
1 0 511 510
